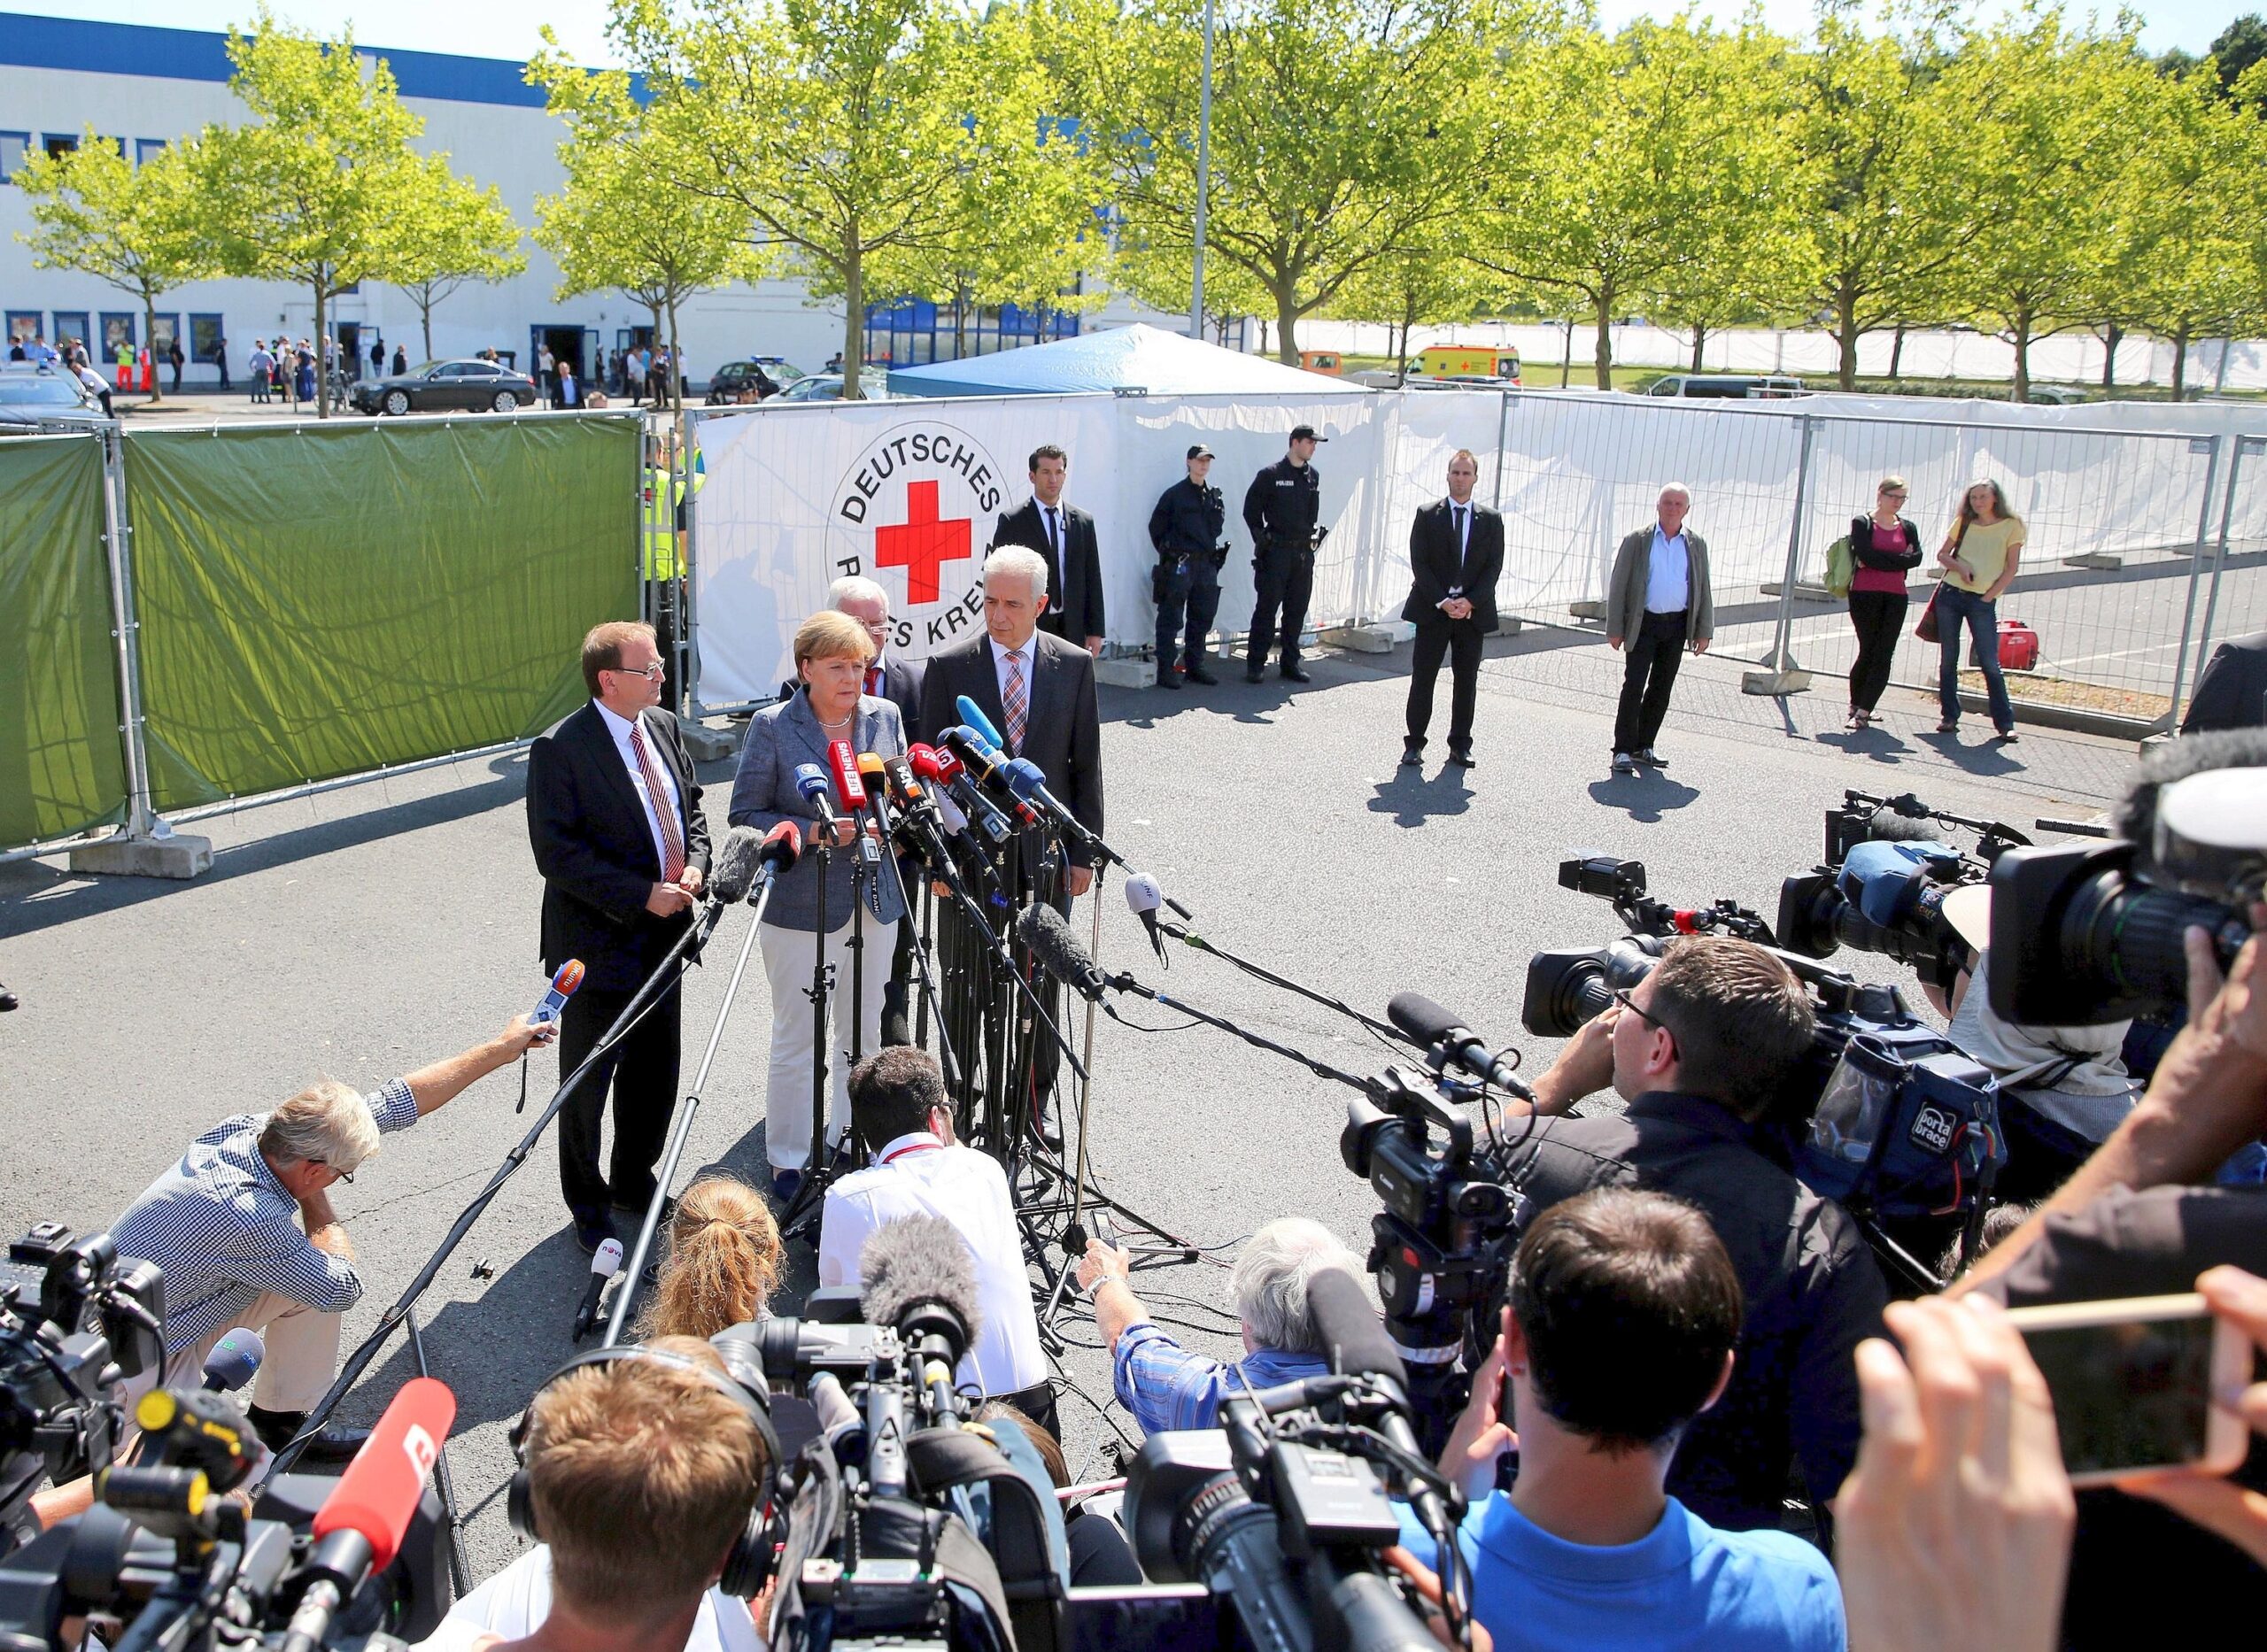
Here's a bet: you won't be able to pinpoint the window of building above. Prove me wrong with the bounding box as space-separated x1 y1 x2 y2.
135 138 167 167
101 313 136 355
148 314 178 357
42 135 78 160
190 314 224 365
51 311 89 355
0 133 27 181
6 312 40 350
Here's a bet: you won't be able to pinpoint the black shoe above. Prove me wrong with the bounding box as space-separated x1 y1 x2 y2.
1186 663 1219 685
1156 671 1184 690
573 1211 615 1254
1399 743 1424 766
1280 664 1312 683
1449 747 1476 768
611 1192 676 1228
1244 666 1266 683
249 1406 372 1463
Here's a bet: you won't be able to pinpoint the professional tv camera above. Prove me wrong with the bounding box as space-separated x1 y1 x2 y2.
1776 791 2030 992
1989 763 2264 1024
1 1223 164 1558
1521 860 2005 1291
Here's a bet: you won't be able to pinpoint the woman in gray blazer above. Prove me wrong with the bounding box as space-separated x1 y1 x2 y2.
727 610 908 1201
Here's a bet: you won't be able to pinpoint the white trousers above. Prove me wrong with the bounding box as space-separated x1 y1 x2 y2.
128 1291 343 1419
760 913 897 1170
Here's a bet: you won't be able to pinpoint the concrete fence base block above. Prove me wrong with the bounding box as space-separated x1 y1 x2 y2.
69 832 213 880
1094 657 1156 688
1319 621 1406 653
676 714 741 763
2063 552 2123 571
1741 666 1814 698
1761 581 1836 602
1568 600 1605 621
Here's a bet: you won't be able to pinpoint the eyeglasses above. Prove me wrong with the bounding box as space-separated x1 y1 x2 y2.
313 1161 354 1185
607 661 666 682
1613 989 1674 1042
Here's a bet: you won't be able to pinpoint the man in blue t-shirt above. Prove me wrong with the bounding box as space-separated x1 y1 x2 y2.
1395 1187 1845 1652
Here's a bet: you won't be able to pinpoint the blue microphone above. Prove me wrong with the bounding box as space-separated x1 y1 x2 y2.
794 763 842 831
956 696 1006 751
1002 756 1095 848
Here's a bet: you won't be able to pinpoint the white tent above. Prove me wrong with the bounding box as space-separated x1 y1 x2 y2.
887 322 1348 398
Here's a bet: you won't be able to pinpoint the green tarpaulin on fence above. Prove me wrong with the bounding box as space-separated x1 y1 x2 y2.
0 433 126 849
124 416 641 811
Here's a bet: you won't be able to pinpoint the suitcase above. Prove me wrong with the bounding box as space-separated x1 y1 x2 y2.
1998 620 2039 672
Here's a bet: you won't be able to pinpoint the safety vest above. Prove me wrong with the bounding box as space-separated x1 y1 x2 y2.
640 447 706 581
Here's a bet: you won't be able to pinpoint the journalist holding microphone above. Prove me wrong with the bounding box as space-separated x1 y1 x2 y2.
728 610 906 1205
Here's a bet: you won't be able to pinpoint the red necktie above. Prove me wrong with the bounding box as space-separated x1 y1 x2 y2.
627 721 685 883
865 666 882 697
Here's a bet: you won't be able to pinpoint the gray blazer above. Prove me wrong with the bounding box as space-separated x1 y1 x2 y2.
726 687 907 933
1607 526 1714 645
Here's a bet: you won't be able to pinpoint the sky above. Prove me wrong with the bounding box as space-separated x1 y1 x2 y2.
0 0 2250 66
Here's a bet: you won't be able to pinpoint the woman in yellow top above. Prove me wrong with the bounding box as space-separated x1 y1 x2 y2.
1933 479 2024 742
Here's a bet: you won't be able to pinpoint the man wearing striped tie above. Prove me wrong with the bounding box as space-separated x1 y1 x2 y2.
528 621 713 1254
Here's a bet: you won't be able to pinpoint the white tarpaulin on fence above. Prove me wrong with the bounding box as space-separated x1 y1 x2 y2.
689 390 1382 708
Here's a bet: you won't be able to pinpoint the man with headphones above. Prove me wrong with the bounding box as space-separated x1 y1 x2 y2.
414 1337 775 1652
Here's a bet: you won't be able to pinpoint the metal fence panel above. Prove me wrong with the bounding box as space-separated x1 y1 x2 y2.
122 415 641 810
0 432 127 851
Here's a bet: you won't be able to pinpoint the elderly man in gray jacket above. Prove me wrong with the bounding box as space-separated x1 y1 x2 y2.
1607 484 1714 775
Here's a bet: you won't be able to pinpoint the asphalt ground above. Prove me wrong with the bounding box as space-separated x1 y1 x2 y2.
0 624 2143 1589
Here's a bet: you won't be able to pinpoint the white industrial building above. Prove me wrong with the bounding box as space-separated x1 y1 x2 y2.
0 10 1155 390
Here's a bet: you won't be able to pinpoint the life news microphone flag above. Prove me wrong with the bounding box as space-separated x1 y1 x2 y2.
829 741 881 865
530 960 584 1026
956 696 1007 752
281 1377 456 1652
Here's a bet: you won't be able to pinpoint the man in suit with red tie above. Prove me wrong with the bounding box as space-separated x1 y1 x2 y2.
527 621 711 1254
990 444 1106 654
1401 451 1505 769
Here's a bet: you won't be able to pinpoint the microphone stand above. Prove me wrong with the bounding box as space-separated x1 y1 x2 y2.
264 889 735 1478
1156 915 1417 1050
605 874 780 1341
1094 969 1380 1097
781 837 839 1240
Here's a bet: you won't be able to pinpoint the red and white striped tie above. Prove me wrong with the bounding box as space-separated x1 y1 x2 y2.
1002 649 1028 755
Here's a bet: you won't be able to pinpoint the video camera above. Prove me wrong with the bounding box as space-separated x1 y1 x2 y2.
1988 766 2264 1024
1775 791 2028 992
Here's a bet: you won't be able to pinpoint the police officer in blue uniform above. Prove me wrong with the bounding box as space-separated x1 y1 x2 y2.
1241 424 1327 683
1147 443 1229 688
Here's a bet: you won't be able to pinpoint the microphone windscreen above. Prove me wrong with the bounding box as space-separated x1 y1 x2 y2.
909 745 946 783
1864 807 1944 845
759 819 802 870
1002 758 1047 802
311 1376 456 1571
856 753 888 790
1386 991 1466 1049
956 695 1006 750
1124 871 1164 915
1015 902 1092 987
553 960 585 996
1306 1266 1407 1391
202 1328 265 1393
708 824 765 903
858 1215 983 1354
591 1237 624 1278
794 762 831 800
828 739 868 808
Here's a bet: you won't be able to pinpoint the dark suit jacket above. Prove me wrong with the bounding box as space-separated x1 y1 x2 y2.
992 498 1105 642
918 631 1103 868
527 702 713 992
1401 498 1505 633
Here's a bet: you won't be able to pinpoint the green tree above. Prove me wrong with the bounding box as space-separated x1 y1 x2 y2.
2209 13 2267 100
607 0 1096 401
528 40 759 413
13 132 213 404
1067 0 1517 365
190 7 429 415
1472 18 1809 388
1325 227 1489 381
390 154 526 360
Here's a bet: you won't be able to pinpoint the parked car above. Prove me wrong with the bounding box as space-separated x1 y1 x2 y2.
0 362 104 433
1299 349 1346 375
704 357 808 404
349 358 538 416
1415 344 1521 383
1645 373 1807 398
775 374 893 403
2026 384 2088 405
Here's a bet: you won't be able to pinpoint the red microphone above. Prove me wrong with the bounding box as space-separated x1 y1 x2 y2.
757 818 803 872
908 743 947 784
530 959 584 1027
281 1378 455 1652
828 739 869 811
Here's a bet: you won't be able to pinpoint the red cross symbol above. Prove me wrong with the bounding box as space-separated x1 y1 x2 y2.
874 479 971 605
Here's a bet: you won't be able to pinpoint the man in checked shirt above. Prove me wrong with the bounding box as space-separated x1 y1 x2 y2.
111 1012 553 1459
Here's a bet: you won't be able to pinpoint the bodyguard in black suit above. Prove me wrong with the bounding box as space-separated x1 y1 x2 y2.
527 621 712 1252
991 444 1105 650
1401 452 1505 768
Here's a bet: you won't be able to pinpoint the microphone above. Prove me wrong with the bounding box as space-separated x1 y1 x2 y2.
794 763 843 835
201 1328 265 1393
706 823 766 904
1016 904 1111 1002
572 1238 623 1341
915 745 1011 843
955 695 1007 752
829 741 882 866
282 1378 456 1652
1388 992 1527 1093
530 961 584 1028
1000 757 1101 853
940 728 1041 828
859 1214 984 1382
751 819 802 892
1305 1269 1461 1567
1124 872 1168 964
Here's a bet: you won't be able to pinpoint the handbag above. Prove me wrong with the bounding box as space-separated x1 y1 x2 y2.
1913 584 1941 645
1824 535 1853 599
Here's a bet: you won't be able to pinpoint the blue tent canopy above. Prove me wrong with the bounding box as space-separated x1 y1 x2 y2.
886 322 1348 398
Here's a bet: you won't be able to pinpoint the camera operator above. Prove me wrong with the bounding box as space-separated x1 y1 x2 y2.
412 1335 768 1652
1076 1217 1358 1436
1502 935 1887 1532
817 1047 1053 1427
1404 1189 1844 1651
110 1013 554 1458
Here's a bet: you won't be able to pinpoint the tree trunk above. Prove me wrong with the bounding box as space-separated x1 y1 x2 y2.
666 293 684 415
1273 282 1300 366
2170 321 2190 400
1836 280 1859 391
313 279 329 420
1560 319 1573 388
1592 289 1614 390
2101 320 2121 391
1690 325 1706 372
143 296 160 405
2010 305 2031 404
422 290 436 360
1889 324 1907 382
842 252 865 402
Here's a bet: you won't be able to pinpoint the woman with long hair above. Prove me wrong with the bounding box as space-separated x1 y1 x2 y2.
1933 479 2024 742
638 1174 786 1339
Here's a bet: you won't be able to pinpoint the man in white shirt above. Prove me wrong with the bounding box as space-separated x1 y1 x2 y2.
1605 483 1715 776
819 1046 1055 1431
